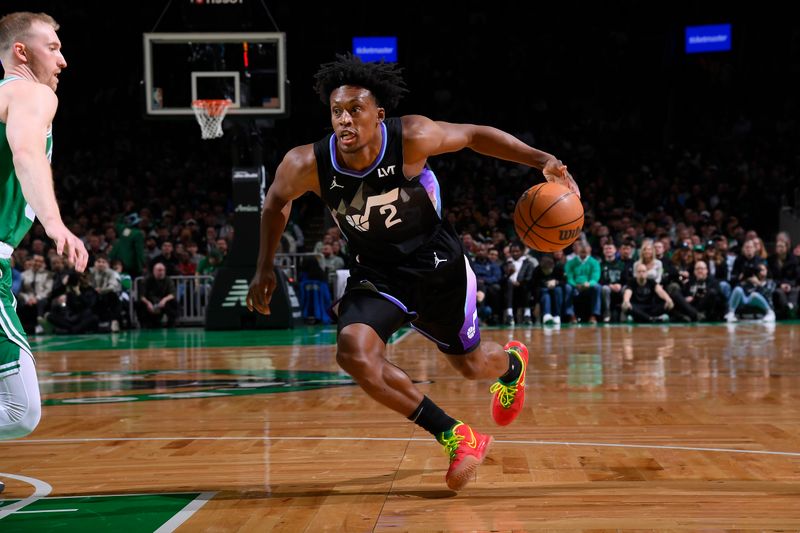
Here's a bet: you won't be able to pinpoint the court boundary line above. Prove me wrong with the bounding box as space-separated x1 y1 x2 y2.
30 336 96 350
4 436 799 457
0 472 52 520
15 508 78 514
154 491 216 533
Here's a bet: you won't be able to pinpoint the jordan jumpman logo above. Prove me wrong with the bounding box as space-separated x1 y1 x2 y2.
433 251 448 269
330 176 344 189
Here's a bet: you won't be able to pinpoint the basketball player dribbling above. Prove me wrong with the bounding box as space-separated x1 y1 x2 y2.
247 53 579 490
0 12 88 494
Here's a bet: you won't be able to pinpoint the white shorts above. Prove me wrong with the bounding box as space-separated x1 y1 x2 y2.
0 350 41 439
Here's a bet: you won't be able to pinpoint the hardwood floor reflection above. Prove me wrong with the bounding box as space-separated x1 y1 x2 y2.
1 323 798 531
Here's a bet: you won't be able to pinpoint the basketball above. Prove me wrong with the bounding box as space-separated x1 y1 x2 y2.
513 181 584 252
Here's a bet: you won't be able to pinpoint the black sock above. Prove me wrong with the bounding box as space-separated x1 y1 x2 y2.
499 350 522 384
408 396 457 437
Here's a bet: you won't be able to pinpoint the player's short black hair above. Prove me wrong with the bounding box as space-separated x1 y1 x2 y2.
313 52 408 112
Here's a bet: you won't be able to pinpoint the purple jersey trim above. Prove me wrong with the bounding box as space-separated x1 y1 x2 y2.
418 167 442 218
458 257 480 351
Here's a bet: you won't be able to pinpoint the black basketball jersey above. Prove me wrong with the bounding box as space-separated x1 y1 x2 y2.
313 117 443 264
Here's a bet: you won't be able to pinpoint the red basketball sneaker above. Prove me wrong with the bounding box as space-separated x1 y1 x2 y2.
438 421 493 491
490 340 529 426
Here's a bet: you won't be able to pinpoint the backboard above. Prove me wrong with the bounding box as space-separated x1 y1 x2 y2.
143 32 286 117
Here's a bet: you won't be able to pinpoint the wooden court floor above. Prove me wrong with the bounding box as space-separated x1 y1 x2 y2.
1 322 800 531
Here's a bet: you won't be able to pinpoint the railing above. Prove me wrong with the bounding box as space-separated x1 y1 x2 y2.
130 275 215 327
130 254 321 328
274 252 320 282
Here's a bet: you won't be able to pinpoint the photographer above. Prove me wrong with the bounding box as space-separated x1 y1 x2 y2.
136 262 177 328
675 261 727 322
46 271 100 334
622 263 674 323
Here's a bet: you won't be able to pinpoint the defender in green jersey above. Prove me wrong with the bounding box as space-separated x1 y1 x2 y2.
0 12 88 493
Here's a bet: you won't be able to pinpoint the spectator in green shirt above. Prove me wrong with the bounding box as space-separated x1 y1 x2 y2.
564 242 601 323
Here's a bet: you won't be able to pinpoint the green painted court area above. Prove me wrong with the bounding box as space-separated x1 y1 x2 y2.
27 326 341 352
27 326 415 352
0 492 209 532
39 368 358 406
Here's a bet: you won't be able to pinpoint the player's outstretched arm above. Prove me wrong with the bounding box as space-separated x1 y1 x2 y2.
247 145 319 315
402 115 579 197
6 82 88 271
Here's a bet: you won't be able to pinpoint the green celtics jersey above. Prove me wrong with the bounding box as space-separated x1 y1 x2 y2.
0 76 53 248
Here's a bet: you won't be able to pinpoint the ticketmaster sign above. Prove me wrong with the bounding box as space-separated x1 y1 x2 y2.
353 36 398 62
685 24 731 54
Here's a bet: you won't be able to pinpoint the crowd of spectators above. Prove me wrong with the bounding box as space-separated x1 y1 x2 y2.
9 205 232 334
468 229 797 327
6 107 799 333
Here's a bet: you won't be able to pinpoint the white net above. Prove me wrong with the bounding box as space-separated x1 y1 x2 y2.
191 99 232 139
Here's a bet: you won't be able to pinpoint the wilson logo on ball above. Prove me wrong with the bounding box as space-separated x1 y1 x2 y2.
559 227 583 241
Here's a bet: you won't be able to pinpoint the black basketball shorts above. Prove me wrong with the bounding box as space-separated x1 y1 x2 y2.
333 229 480 355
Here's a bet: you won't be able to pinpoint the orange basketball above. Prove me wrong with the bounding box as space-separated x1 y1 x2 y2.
513 182 584 252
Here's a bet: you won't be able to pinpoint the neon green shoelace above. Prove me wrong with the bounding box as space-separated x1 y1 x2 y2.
490 381 518 408
491 349 524 408
439 429 464 460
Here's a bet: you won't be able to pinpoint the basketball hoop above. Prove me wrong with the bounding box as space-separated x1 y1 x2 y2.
191 99 232 139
